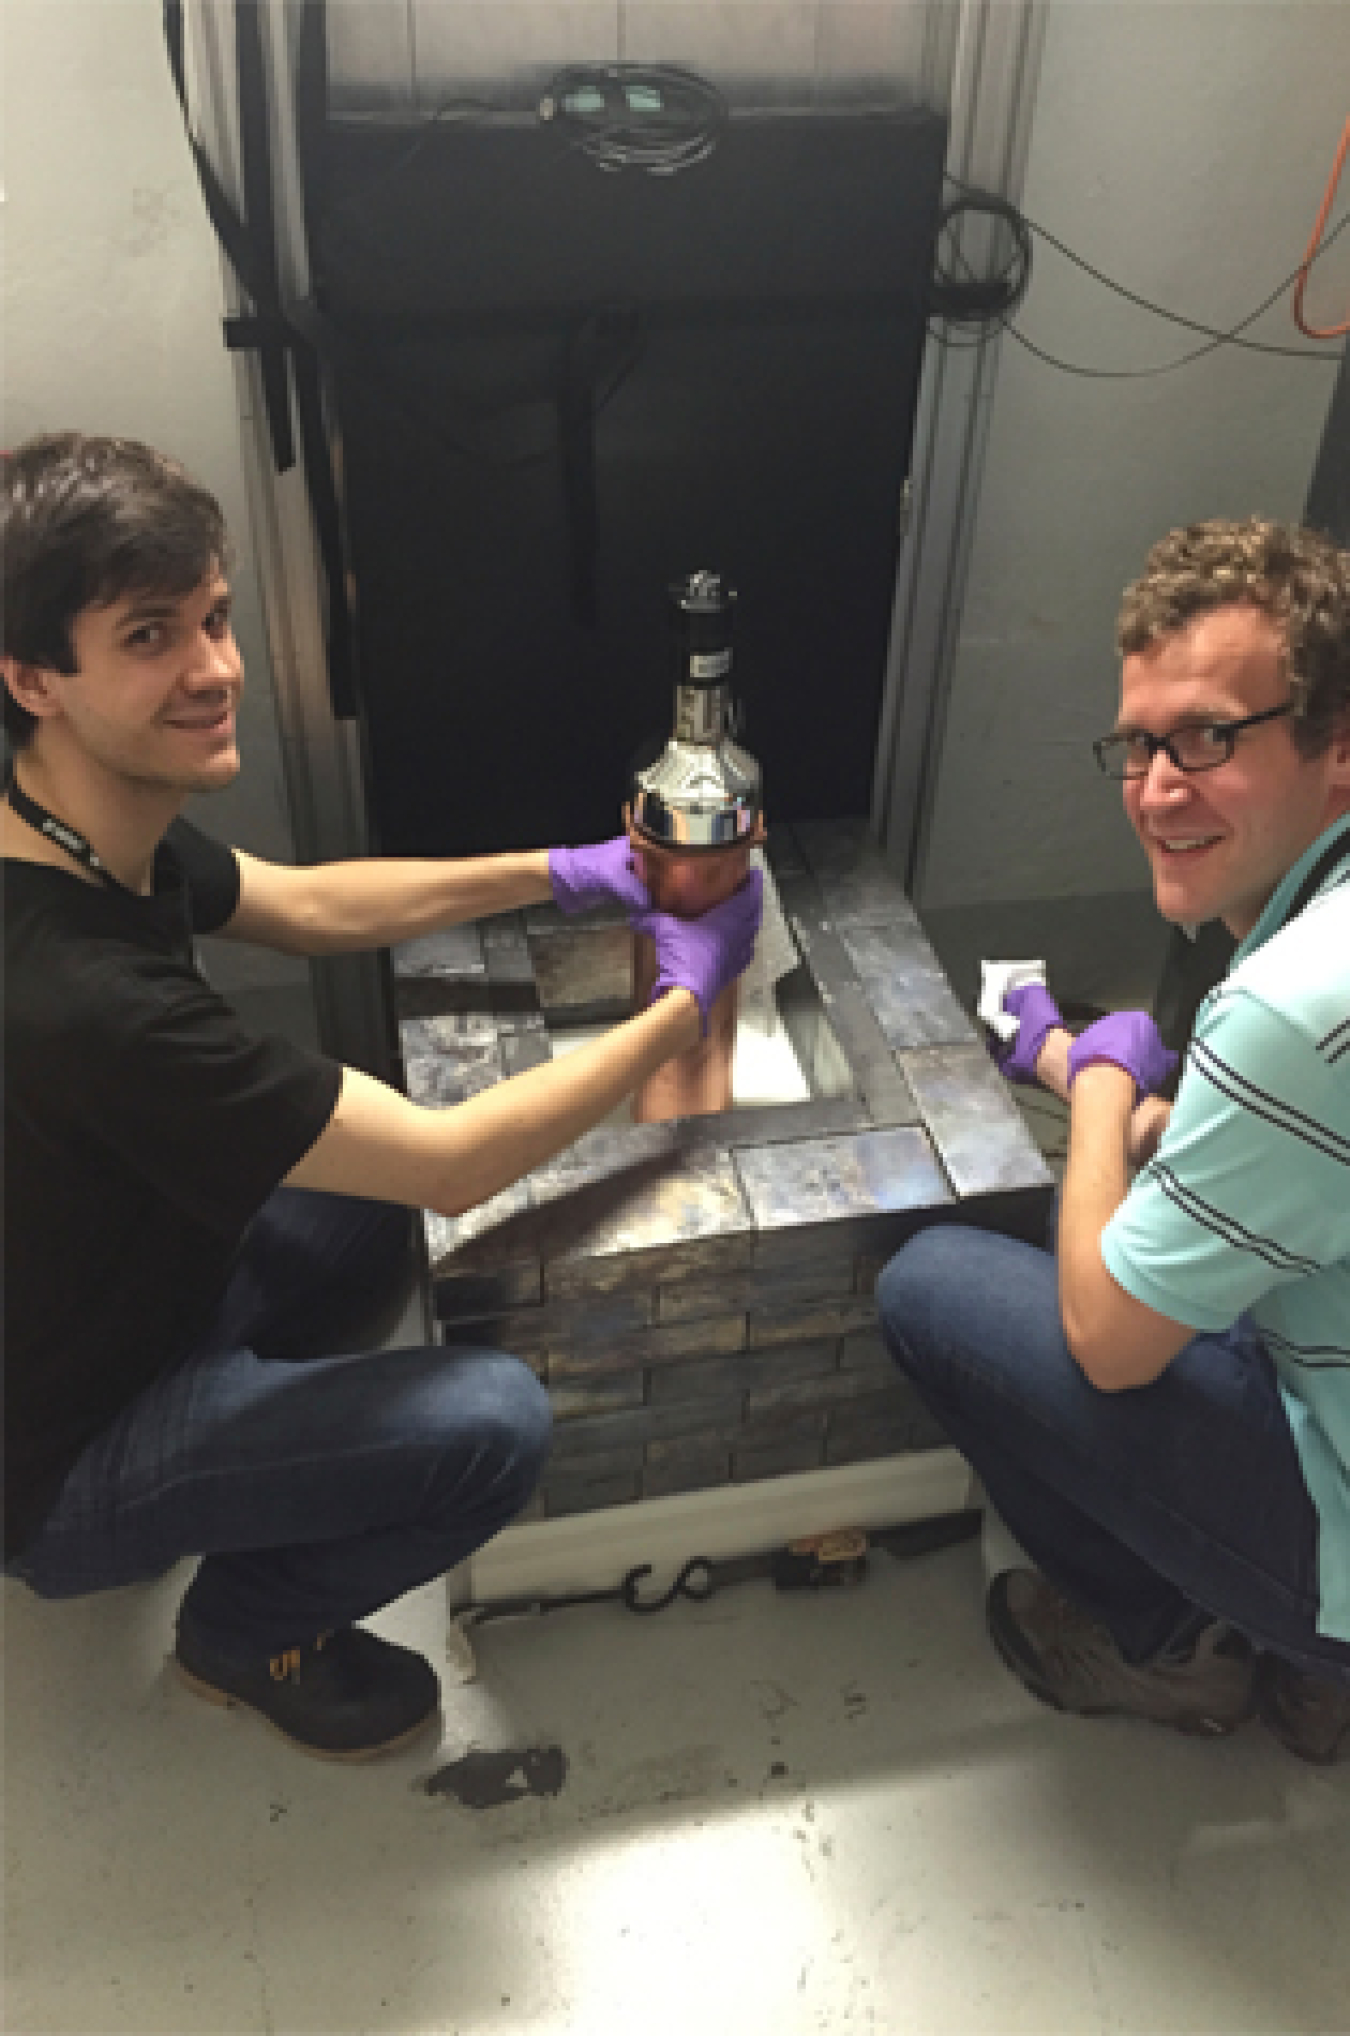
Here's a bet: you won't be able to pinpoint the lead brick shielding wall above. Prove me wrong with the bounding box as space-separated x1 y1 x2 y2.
441 1247 946 1520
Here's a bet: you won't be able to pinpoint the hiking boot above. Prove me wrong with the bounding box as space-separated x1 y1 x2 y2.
986 1569 1257 1737
1259 1656 1350 1765
174 1620 441 1761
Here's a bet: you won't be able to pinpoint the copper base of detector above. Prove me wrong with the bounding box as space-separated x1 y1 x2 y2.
625 809 765 1123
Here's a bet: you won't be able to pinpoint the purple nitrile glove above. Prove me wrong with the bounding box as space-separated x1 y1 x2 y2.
633 868 764 1033
990 982 1065 1087
1067 1012 1179 1100
549 835 649 916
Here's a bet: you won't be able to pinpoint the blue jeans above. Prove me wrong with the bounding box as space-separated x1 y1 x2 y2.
877 1225 1350 1683
10 1190 552 1661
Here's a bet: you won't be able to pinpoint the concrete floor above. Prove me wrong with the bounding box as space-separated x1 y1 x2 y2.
5 1538 1348 2036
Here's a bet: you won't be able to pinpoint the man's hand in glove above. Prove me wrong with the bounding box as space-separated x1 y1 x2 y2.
1067 1012 1179 1102
633 870 764 1034
549 836 649 916
990 982 1068 1087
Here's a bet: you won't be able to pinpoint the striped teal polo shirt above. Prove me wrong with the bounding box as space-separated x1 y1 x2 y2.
1102 814 1350 1642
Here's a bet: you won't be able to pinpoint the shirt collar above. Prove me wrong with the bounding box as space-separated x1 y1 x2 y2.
1232 812 1350 967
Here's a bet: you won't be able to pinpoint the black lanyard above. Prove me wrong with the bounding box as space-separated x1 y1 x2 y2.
5 777 136 896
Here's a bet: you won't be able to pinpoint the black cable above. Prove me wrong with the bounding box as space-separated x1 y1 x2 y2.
538 64 728 176
942 170 1345 368
928 192 1033 329
1005 216 1348 379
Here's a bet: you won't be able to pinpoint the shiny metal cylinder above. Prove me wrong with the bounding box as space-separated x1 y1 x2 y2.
629 570 762 849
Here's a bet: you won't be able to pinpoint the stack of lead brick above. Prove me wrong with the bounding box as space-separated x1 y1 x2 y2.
435 1220 949 1521
395 820 1054 1522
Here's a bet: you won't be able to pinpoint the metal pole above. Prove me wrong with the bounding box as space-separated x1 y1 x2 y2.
870 0 1047 900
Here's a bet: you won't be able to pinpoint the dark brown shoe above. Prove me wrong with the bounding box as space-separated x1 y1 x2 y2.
987 1570 1257 1737
1259 1656 1350 1765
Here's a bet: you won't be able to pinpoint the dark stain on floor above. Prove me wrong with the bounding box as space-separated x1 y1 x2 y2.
424 1745 568 1808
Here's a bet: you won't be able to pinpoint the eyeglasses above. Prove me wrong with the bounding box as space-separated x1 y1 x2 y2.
1093 702 1295 780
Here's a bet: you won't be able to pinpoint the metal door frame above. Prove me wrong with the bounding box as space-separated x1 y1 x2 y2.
187 0 392 1070
870 0 1048 897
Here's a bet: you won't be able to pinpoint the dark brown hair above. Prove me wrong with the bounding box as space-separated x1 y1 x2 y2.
2 433 231 746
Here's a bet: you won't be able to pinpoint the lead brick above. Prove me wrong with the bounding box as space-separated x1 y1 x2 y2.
838 1327 891 1375
547 1393 746 1462
655 1251 857 1325
550 1373 645 1422
647 1342 837 1406
545 1226 754 1301
745 1370 899 1422
549 1312 746 1381
392 924 485 981
544 1465 642 1517
900 1044 1053 1200
436 1261 542 1321
747 1296 877 1348
737 1406 830 1444
501 1027 552 1074
439 1291 652 1351
732 1436 824 1482
647 1435 736 1467
643 1446 731 1499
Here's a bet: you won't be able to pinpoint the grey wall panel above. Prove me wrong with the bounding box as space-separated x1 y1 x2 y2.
816 2 929 103
326 0 415 109
326 1 938 109
409 5 620 106
618 3 819 101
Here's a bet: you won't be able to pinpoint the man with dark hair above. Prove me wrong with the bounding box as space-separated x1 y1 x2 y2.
2 432 762 1761
879 519 1350 1763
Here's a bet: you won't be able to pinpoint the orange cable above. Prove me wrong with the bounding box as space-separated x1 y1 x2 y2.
1293 116 1350 340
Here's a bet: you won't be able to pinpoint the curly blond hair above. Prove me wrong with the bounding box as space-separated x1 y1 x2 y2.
1116 519 1350 756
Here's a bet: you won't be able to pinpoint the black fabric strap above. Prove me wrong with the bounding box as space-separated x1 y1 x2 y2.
234 0 294 471
163 0 359 718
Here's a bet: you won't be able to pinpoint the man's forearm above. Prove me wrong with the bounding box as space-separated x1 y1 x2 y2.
1059 1064 1134 1320
236 849 555 954
287 990 703 1215
434 993 702 1211
1057 1063 1177 1388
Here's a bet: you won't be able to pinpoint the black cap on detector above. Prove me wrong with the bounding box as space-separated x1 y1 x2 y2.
669 569 736 682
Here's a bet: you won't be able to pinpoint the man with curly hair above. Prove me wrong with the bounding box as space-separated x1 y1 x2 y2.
879 519 1350 1762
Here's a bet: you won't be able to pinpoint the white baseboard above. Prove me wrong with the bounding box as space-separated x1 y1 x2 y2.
456 1448 977 1609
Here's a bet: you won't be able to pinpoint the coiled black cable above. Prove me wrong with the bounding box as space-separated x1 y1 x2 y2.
538 64 728 176
928 190 1034 329
933 171 1344 370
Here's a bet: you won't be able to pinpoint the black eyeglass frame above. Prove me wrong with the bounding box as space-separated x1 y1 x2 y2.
1092 701 1296 780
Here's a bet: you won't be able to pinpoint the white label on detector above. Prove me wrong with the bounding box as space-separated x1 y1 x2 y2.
689 650 732 679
